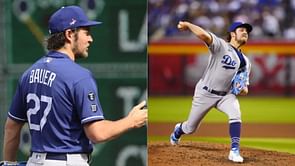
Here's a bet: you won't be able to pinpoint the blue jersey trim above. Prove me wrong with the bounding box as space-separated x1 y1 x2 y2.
230 45 246 70
81 116 104 124
8 112 27 122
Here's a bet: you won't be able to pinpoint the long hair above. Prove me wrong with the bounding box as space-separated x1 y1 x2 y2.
46 29 80 50
46 32 66 50
226 32 232 42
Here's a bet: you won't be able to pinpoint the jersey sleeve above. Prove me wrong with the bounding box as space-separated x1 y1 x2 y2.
73 77 104 124
8 81 27 122
207 32 224 54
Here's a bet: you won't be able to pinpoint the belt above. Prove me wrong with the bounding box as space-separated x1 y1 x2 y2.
46 153 67 160
203 86 227 96
30 152 89 161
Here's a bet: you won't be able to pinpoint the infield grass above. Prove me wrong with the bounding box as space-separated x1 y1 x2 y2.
149 96 295 123
148 136 295 154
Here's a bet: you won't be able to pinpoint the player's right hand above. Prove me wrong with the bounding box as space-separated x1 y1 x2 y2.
128 100 148 128
177 21 188 31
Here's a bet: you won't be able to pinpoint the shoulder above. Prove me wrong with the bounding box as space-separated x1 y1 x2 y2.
63 62 93 81
208 32 225 43
207 32 227 50
19 58 44 82
68 62 91 75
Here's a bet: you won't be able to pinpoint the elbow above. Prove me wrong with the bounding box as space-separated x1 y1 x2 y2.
4 118 24 133
88 137 104 144
84 121 112 144
85 129 109 144
88 134 110 144
199 34 209 41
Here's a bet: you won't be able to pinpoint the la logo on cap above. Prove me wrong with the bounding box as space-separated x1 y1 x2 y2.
70 18 76 25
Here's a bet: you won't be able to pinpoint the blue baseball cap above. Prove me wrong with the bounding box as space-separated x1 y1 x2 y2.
228 22 252 33
48 6 102 34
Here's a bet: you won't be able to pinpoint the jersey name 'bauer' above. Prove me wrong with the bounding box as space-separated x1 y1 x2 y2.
29 69 56 87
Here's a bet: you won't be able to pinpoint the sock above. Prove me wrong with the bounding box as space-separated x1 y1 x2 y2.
174 123 185 139
229 122 241 150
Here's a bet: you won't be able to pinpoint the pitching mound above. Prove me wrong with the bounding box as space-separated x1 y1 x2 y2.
148 141 295 166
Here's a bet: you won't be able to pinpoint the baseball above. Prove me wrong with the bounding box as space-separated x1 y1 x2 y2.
177 24 182 29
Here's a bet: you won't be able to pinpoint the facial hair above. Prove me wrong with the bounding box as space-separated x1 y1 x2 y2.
234 34 246 46
72 32 88 59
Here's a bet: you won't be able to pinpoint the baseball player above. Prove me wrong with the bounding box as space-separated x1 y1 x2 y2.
3 6 147 166
170 21 252 163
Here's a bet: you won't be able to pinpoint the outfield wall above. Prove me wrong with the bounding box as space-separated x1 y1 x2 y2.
149 40 295 96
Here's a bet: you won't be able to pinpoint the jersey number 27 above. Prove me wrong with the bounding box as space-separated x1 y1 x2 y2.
26 93 52 131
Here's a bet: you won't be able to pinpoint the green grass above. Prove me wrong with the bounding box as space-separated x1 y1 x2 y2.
149 96 295 123
148 136 295 154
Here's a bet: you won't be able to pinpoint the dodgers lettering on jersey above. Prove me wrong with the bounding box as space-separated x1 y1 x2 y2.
29 69 56 87
8 51 104 153
198 32 251 91
221 55 237 69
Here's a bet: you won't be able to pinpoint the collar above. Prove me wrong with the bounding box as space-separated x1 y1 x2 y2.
229 44 242 52
46 51 71 59
230 44 246 70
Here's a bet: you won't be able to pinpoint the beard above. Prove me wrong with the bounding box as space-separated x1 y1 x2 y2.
71 32 89 59
234 35 247 46
74 50 88 59
72 41 88 59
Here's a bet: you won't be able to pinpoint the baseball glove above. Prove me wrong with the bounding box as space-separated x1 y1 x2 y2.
230 71 248 95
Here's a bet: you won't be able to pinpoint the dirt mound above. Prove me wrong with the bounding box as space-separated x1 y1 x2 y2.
148 141 295 166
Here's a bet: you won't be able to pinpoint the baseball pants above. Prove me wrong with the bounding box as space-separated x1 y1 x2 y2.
182 83 241 134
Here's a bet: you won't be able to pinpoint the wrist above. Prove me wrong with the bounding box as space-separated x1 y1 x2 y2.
125 115 135 129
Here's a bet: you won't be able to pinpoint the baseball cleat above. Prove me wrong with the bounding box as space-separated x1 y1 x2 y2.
170 123 182 145
228 148 244 163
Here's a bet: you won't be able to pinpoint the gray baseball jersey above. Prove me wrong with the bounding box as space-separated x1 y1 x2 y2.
199 32 251 91
181 32 251 134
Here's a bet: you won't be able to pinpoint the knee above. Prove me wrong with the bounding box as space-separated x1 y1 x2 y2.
228 110 241 123
229 113 241 123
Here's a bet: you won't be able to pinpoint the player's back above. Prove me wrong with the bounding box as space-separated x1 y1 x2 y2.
13 51 99 153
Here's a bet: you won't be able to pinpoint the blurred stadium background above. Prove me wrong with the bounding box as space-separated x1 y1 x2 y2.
0 0 147 165
148 0 295 154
